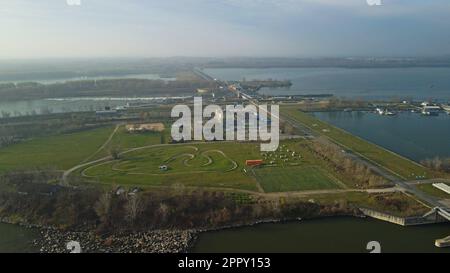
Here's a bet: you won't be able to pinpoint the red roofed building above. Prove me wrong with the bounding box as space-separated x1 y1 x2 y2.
246 160 264 167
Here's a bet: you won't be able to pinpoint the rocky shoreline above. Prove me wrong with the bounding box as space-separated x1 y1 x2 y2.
1 217 197 253
2 214 360 253
33 228 197 253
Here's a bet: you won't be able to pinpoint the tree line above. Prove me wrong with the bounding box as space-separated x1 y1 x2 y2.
0 78 216 101
309 137 388 188
0 170 360 233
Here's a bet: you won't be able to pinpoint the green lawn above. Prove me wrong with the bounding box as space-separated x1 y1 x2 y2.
281 106 430 180
416 183 450 199
0 126 114 172
82 140 353 192
254 165 341 192
111 125 171 149
82 142 261 191
90 125 171 160
299 191 429 217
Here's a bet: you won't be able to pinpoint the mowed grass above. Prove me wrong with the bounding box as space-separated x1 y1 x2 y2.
416 183 450 199
110 125 171 149
254 166 341 192
82 142 262 191
297 191 429 217
83 139 351 192
0 126 114 172
91 125 171 160
281 106 429 180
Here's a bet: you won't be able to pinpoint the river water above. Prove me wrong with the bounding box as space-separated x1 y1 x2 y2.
0 96 191 117
0 73 177 117
204 67 450 101
192 217 450 253
0 223 39 253
312 111 450 162
2 218 448 253
0 73 176 85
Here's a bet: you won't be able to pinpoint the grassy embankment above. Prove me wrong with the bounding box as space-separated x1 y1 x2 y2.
281 106 430 181
297 191 430 217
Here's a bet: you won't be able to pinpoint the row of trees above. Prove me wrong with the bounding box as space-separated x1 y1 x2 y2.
0 136 20 148
309 137 387 188
0 78 216 101
0 112 111 148
421 157 450 173
0 169 346 232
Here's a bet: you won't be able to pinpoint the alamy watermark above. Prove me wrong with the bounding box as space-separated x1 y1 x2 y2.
66 0 81 6
171 97 280 152
367 0 382 6
366 241 382 253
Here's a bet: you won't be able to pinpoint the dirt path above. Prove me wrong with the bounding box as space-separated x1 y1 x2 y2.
82 124 121 164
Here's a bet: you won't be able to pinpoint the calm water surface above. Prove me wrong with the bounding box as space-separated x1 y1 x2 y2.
0 223 39 253
204 67 450 101
193 217 450 253
312 111 450 162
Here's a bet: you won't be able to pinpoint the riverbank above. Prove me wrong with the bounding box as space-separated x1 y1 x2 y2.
192 216 450 253
33 228 196 253
0 217 196 253
1 213 356 253
2 209 448 253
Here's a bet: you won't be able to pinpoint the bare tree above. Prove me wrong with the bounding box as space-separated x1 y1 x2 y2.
94 193 112 223
108 145 121 160
125 194 144 224
158 203 170 223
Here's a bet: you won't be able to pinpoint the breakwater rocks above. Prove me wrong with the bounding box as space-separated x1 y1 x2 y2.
33 229 197 253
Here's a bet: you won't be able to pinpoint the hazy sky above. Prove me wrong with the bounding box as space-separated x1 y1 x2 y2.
1 0 450 58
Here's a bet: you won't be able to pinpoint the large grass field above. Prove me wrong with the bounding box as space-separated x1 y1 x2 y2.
281 106 430 180
0 126 115 172
90 124 172 160
82 138 351 192
110 125 171 150
254 166 341 192
0 121 364 193
82 142 262 191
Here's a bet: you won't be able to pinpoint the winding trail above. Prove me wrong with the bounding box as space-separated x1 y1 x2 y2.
202 149 238 172
62 142 236 185
61 124 120 186
82 124 120 164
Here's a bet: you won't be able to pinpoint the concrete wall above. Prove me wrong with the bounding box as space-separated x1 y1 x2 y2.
359 208 447 226
360 208 407 226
